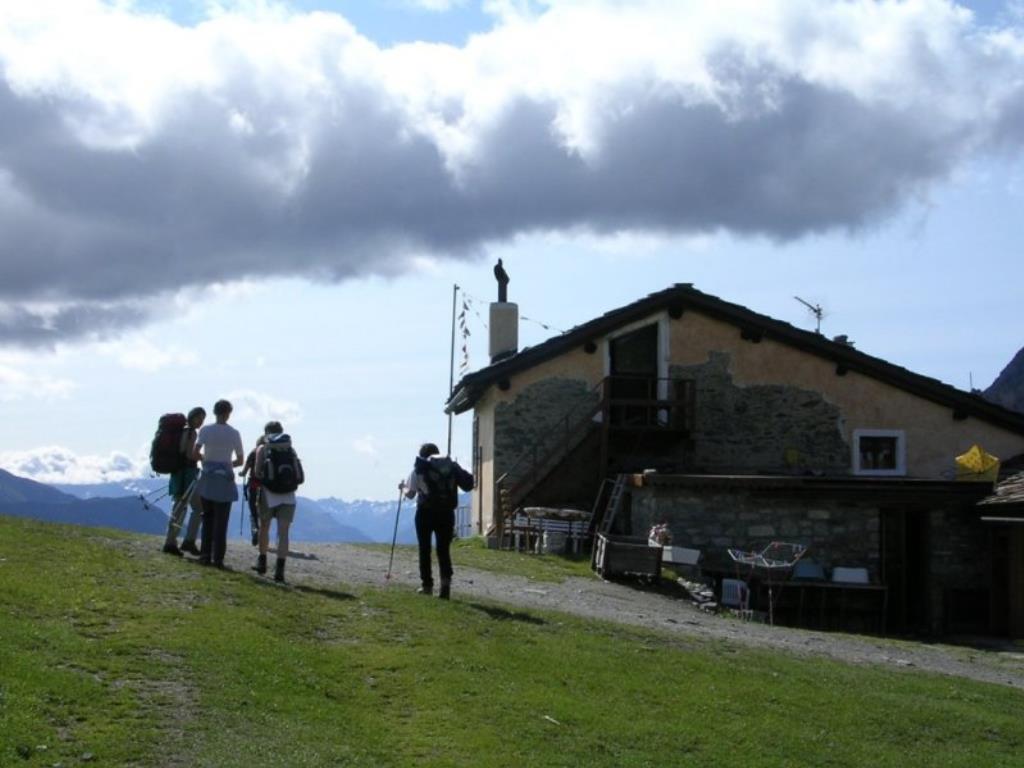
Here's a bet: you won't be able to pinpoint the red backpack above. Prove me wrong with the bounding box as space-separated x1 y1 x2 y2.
150 413 188 474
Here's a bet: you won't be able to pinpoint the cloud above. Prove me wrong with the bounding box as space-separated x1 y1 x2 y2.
406 0 468 11
0 362 75 400
1 1 1023 344
95 335 199 372
224 389 302 423
0 300 147 349
0 445 145 484
352 434 379 458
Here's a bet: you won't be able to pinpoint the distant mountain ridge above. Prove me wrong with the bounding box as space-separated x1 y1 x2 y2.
47 477 418 543
3 471 465 544
0 469 167 534
985 345 1024 415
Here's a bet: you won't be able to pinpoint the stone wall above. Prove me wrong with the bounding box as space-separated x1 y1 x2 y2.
632 483 995 634
671 352 850 474
632 485 882 577
493 377 599 487
925 506 992 633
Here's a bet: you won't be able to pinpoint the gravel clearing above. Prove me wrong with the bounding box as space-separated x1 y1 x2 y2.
199 539 1024 691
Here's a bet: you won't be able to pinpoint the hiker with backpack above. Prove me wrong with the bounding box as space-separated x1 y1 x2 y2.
253 421 304 583
161 406 206 556
192 399 244 569
401 442 474 599
240 436 266 548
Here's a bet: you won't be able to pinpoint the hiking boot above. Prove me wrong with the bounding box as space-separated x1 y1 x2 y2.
251 530 259 547
438 579 451 600
162 543 183 557
253 554 267 575
416 585 433 596
274 558 286 583
180 540 200 556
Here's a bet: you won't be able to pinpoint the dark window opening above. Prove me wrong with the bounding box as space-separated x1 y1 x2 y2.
859 436 897 470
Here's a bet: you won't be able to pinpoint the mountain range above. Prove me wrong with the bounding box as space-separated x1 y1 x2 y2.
985 345 1024 416
0 470 427 544
1 468 168 534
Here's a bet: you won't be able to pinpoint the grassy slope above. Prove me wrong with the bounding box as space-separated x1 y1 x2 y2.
1 516 1022 768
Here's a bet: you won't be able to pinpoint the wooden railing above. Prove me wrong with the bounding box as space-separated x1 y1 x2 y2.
494 376 694 546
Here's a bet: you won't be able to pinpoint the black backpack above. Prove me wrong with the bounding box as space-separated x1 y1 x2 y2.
422 457 459 510
150 413 188 474
260 434 304 493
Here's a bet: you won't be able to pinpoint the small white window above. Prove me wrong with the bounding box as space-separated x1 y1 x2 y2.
852 429 906 476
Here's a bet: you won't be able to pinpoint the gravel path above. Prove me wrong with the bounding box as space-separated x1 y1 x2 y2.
214 540 1024 691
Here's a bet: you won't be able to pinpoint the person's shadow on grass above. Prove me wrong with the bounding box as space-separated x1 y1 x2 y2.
465 602 546 625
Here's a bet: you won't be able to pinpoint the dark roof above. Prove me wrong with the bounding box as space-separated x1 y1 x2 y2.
446 284 1024 436
979 473 1024 508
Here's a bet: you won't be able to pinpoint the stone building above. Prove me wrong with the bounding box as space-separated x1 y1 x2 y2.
446 284 1024 636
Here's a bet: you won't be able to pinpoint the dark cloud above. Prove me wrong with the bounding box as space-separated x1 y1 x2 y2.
0 302 146 349
0 9 1020 346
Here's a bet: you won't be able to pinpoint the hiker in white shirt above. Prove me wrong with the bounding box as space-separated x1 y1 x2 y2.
193 399 244 568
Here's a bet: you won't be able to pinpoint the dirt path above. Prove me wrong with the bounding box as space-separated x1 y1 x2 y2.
214 540 1024 691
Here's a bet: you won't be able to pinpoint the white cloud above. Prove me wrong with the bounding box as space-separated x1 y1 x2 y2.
1 1 1024 345
0 362 75 400
406 0 468 11
352 434 379 457
224 389 302 423
95 335 199 372
0 445 146 484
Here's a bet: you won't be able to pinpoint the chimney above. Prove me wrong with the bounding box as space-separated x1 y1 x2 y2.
489 301 518 363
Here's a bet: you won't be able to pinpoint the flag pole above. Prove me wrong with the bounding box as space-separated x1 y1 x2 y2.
447 283 458 457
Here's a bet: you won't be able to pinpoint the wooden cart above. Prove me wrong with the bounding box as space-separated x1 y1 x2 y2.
594 533 663 580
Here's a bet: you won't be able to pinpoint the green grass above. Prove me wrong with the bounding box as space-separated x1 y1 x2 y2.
450 537 595 582
2 516 1023 767
361 537 596 583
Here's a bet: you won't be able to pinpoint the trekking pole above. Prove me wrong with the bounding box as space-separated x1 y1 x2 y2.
240 473 247 537
385 488 405 582
166 475 199 529
140 489 172 511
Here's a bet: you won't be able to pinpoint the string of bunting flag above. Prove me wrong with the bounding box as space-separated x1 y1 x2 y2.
455 288 566 378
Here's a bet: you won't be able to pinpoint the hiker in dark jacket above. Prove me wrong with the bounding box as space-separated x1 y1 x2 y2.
162 406 205 556
239 436 266 548
401 442 474 599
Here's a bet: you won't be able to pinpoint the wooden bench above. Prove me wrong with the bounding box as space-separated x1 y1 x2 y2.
523 507 592 554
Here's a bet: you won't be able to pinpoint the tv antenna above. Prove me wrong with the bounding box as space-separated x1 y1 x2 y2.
794 296 824 334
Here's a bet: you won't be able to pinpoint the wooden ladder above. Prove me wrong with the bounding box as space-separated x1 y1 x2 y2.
589 473 629 538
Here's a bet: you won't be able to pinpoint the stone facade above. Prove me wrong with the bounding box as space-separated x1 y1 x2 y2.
493 378 598 488
925 505 993 632
632 485 882 576
672 352 850 474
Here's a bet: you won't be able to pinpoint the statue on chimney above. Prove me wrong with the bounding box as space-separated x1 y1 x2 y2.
493 258 510 303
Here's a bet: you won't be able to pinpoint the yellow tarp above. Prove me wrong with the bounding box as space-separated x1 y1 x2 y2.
955 444 1001 482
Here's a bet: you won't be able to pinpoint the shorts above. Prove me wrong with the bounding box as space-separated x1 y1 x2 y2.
168 466 199 498
258 494 295 524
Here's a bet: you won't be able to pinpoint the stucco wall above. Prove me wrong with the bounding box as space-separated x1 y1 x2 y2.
668 310 1024 476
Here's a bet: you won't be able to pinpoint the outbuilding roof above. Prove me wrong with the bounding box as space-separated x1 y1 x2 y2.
978 473 1024 510
445 283 1024 437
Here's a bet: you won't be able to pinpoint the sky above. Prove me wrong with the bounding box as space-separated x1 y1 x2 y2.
0 0 1022 499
